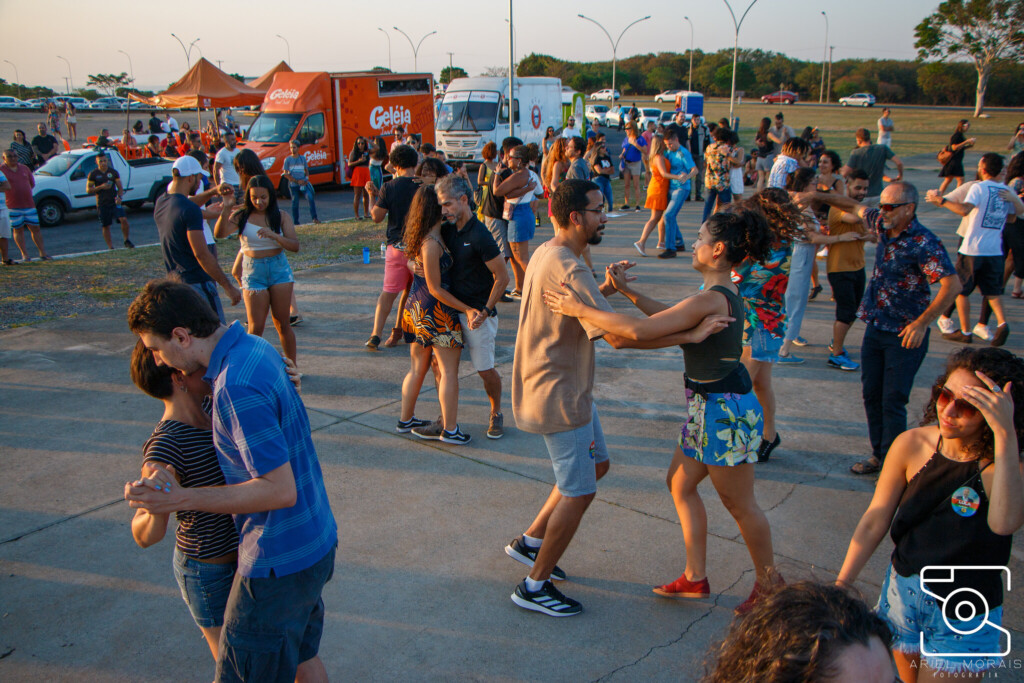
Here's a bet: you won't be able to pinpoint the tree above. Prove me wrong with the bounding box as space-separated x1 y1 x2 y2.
86 72 133 97
371 66 391 73
480 66 509 77
645 65 678 93
914 0 1024 116
439 66 468 85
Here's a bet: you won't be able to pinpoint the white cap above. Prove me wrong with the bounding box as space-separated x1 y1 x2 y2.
172 155 203 176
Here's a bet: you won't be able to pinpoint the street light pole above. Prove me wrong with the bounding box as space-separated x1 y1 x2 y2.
3 60 21 99
683 16 694 92
377 28 391 71
171 34 201 69
818 11 828 103
117 49 134 84
508 0 515 137
722 0 760 126
57 55 73 93
392 27 437 72
275 34 291 65
826 46 834 104
577 14 651 106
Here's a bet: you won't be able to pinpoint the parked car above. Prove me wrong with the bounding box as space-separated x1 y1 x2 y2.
88 97 130 111
637 107 663 130
0 96 31 110
589 89 620 102
54 96 92 109
585 104 608 126
32 148 173 227
839 93 876 107
604 106 624 128
762 90 799 105
654 90 682 103
658 111 677 125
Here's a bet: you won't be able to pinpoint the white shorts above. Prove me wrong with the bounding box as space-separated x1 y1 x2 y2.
730 167 744 196
458 312 498 372
0 206 11 239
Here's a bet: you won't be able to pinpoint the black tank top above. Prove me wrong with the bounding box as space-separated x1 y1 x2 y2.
682 285 744 382
890 439 1010 610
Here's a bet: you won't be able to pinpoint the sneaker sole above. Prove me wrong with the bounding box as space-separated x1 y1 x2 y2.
439 435 472 445
510 592 581 617
486 431 504 440
827 360 858 372
504 544 567 581
412 431 443 440
651 587 711 599
397 424 429 433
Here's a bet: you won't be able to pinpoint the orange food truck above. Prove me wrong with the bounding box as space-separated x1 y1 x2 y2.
239 71 435 193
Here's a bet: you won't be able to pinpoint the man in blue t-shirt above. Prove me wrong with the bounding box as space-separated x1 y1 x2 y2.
658 129 696 258
127 279 338 683
282 141 320 226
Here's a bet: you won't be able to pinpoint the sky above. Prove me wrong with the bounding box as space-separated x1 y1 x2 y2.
1 0 941 93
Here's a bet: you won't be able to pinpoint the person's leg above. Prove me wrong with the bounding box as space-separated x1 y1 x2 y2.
742 352 776 442
100 223 114 249
810 259 820 290
892 652 920 683
706 464 775 584
988 295 1007 327
353 187 364 218
859 325 887 461
435 346 462 431
268 282 297 363
306 185 319 222
955 294 971 334
955 176 964 187
243 288 271 337
938 176 952 194
622 168 633 206
637 209 663 250
295 657 329 683
694 159 705 199
529 493 594 582
879 330 928 460
662 187 685 250
702 188 718 223
478 367 502 416
199 625 223 661
11 227 28 260
666 449 709 580
400 342 433 421
781 242 815 353
25 223 49 259
371 291 399 339
0 236 8 263
509 241 528 292
119 213 131 243
291 186 301 225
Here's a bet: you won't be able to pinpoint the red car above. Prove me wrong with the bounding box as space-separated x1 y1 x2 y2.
761 90 799 105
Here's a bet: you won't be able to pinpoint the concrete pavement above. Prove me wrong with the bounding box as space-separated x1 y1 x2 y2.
2 154 1023 682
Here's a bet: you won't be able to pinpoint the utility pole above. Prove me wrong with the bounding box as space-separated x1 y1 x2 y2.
446 52 454 83
3 60 21 99
377 28 391 71
826 46 834 104
818 11 828 103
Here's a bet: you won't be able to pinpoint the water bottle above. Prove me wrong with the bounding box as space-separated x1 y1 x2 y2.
380 242 386 258
362 246 370 264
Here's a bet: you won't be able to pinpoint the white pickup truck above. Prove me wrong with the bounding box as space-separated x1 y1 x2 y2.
32 148 174 227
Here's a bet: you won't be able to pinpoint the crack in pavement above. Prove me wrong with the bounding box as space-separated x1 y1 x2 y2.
591 569 753 682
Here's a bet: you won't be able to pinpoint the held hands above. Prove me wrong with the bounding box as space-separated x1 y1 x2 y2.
604 260 638 292
124 463 185 515
464 308 484 330
962 371 1015 441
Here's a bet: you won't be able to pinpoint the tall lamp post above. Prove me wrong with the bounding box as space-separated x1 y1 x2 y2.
3 60 21 99
683 16 694 92
826 46 835 104
392 27 436 72
377 28 391 71
818 11 829 103
117 49 134 84
577 14 651 106
275 34 291 65
722 0 760 126
57 55 73 93
170 34 201 69
508 0 515 137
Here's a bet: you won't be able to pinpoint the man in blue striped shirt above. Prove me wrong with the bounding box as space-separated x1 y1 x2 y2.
127 279 337 683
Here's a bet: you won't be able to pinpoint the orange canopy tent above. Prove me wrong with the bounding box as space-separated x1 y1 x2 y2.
129 58 266 109
247 61 293 92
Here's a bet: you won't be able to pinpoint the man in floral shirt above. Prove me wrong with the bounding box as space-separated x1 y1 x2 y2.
809 182 960 475
702 127 733 222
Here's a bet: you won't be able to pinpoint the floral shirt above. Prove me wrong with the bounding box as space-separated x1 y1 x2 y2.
703 141 732 192
857 209 955 333
733 242 793 342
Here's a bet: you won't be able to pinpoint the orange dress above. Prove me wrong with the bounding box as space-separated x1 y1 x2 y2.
644 156 669 211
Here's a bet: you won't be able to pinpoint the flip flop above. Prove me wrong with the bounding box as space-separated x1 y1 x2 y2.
850 458 882 475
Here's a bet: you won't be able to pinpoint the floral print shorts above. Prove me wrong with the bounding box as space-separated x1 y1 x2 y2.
679 388 763 466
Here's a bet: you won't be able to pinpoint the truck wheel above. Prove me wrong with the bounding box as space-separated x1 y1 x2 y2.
38 198 65 227
125 200 144 210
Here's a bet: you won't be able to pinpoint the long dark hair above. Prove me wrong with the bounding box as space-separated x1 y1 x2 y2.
955 119 970 133
232 148 266 190
921 348 1024 461
1005 151 1024 184
403 185 443 262
236 175 282 235
371 136 387 161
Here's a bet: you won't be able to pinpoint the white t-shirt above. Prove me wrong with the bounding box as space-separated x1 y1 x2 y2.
506 170 543 206
214 147 241 185
561 126 579 139
945 180 977 238
960 179 1011 256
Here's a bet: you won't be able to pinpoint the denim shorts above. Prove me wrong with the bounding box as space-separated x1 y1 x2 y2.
542 404 609 498
876 564 1005 674
746 325 783 362
217 545 336 683
508 203 536 243
241 251 293 291
173 547 237 629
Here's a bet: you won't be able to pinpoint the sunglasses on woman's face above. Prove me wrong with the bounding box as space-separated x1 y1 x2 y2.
937 385 978 417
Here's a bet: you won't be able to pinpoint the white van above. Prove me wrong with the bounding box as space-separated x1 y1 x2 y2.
435 76 562 165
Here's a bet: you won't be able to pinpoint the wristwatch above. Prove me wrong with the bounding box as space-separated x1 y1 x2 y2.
480 306 491 317
939 197 946 206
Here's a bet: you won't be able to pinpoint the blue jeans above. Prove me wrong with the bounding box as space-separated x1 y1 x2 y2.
783 242 816 343
663 186 688 249
702 186 731 223
593 175 613 211
861 324 929 460
289 183 318 224
190 280 225 323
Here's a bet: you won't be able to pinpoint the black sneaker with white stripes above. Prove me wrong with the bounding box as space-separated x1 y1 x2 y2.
396 417 432 433
504 537 566 581
439 425 471 445
511 580 582 617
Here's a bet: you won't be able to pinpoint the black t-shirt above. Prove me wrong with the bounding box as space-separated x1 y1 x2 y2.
375 175 421 245
481 167 512 219
593 153 613 175
155 193 210 284
442 217 501 309
31 134 57 156
149 115 164 134
87 168 120 206
664 123 686 145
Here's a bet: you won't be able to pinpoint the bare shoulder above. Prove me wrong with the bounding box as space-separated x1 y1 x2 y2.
889 425 938 479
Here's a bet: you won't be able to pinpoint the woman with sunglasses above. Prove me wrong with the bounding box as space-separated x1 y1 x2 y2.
838 347 1024 682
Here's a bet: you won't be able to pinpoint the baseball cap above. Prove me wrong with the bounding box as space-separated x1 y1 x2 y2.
172 155 203 176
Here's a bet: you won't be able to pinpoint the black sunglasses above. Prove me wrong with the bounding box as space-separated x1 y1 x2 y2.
937 386 978 417
879 202 912 212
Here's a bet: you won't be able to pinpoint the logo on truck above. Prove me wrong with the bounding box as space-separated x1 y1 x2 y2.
532 105 541 129
370 105 412 131
268 88 301 104
304 149 328 164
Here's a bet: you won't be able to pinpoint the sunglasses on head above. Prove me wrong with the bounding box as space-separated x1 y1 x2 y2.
937 386 978 417
879 202 912 212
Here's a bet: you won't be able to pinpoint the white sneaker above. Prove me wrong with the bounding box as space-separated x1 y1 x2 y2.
816 247 829 260
937 316 957 335
972 323 993 342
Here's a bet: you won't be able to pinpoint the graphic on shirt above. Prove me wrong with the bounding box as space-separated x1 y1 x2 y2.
951 486 980 517
981 186 1009 230
589 440 596 460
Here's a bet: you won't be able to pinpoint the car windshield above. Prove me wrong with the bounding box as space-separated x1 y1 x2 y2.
246 113 302 143
36 154 76 177
593 106 607 112
436 91 498 132
643 109 661 116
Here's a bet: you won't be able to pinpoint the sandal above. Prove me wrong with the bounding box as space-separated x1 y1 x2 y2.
1012 291 1024 299
850 457 882 475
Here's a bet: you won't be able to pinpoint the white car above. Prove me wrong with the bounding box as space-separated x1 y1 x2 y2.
637 108 663 130
654 90 681 103
589 89 620 102
88 97 130 111
0 96 30 110
839 93 876 107
585 105 608 126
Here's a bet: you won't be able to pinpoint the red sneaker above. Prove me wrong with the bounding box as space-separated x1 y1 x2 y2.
734 575 786 615
652 574 711 598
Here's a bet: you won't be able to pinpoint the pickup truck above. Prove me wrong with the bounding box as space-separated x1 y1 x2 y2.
32 148 174 227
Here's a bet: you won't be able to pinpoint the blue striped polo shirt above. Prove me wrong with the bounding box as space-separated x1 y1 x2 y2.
204 321 337 578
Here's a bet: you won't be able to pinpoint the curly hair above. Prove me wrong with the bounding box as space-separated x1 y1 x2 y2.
703 582 893 683
920 347 1024 461
403 184 443 264
706 208 773 265
736 188 808 244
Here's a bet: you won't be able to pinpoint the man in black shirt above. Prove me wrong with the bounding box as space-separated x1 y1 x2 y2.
480 136 521 285
148 112 164 134
687 113 710 201
413 174 509 441
31 123 59 165
86 153 134 249
664 111 687 146
365 144 421 350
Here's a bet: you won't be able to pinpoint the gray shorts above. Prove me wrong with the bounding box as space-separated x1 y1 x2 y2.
624 161 642 177
484 216 511 258
542 404 609 497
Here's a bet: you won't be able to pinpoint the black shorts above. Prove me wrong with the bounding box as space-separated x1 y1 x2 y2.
828 269 866 324
955 253 1004 297
1004 221 1024 278
97 203 126 227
